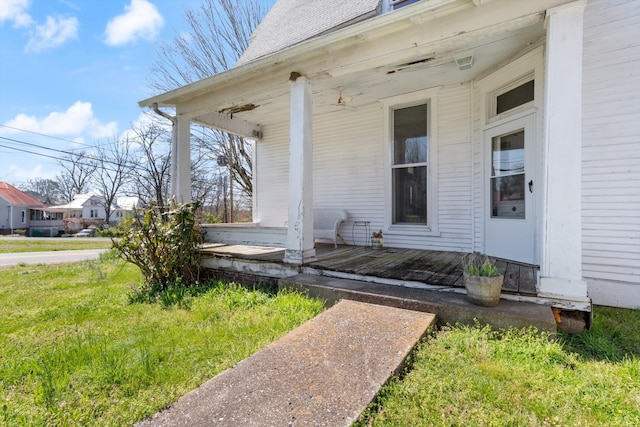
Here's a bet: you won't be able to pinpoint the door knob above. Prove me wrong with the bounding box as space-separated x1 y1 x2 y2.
528 180 533 193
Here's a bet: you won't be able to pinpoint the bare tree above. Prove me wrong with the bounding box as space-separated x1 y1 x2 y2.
149 0 266 201
128 122 172 208
19 178 62 204
56 152 97 202
94 138 132 225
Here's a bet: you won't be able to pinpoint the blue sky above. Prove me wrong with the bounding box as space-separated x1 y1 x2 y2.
0 0 273 187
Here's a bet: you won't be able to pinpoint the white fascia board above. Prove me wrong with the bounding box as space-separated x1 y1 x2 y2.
138 0 463 108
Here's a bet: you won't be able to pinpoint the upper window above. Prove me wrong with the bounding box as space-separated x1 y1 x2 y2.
392 103 429 225
383 0 421 12
492 77 534 117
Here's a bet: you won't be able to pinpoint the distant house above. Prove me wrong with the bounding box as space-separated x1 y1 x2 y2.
52 191 140 226
0 182 64 236
140 0 639 310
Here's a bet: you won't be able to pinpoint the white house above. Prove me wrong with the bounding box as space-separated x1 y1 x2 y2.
139 0 639 310
0 182 64 236
52 191 140 225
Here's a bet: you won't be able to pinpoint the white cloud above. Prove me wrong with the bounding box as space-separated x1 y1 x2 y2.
0 0 34 28
6 163 56 181
2 101 118 140
104 0 164 46
25 15 78 53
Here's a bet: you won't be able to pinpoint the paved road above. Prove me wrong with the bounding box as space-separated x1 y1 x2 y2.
0 249 108 267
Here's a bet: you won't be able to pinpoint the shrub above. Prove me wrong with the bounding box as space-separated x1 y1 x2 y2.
112 202 203 301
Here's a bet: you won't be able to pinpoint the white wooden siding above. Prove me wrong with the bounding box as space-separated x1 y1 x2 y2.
313 103 386 243
255 83 474 251
471 82 484 254
582 0 640 308
429 83 473 251
254 120 290 226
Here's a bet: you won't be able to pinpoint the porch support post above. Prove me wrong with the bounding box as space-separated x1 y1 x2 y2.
174 110 192 203
284 74 315 264
539 0 588 302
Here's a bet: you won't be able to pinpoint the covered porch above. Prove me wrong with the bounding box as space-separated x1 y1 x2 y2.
141 0 591 313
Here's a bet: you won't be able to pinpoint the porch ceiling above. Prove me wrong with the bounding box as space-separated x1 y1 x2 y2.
196 22 545 129
141 0 566 134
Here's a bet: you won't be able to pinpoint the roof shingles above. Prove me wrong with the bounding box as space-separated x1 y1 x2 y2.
237 0 380 65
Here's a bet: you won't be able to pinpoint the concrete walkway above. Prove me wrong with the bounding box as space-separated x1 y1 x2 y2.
137 300 436 427
0 249 108 266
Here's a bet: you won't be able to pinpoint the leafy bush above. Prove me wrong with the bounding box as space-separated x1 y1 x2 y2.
202 211 222 224
113 202 203 301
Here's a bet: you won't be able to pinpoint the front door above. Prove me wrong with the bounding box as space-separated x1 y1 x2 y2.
484 114 536 264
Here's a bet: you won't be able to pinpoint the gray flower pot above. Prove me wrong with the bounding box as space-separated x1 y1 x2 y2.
463 273 504 307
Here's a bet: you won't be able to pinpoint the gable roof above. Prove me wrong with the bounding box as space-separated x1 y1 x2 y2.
50 190 104 210
237 0 380 65
0 182 48 208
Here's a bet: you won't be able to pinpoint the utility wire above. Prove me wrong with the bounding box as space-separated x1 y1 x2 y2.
0 124 93 149
0 142 132 175
0 136 140 171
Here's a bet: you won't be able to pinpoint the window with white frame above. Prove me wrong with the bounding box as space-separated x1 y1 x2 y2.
382 0 422 12
21 210 26 224
392 103 429 225
490 74 534 119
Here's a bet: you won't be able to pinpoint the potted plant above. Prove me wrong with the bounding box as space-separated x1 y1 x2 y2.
461 253 504 307
371 230 383 249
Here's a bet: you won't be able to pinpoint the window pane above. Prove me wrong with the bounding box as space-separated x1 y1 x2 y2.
496 80 534 114
394 104 427 165
393 166 427 224
491 130 524 177
391 0 421 9
491 174 525 218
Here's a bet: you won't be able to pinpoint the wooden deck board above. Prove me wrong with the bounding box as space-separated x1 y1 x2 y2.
519 265 537 295
201 243 540 297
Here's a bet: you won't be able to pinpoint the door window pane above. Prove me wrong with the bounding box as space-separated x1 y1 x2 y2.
491 175 525 218
491 130 525 219
491 130 524 176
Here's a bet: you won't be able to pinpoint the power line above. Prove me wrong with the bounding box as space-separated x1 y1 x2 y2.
0 124 148 152
0 124 93 149
0 142 132 175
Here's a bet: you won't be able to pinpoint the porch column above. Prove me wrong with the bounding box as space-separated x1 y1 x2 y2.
174 110 192 203
539 0 588 302
284 74 315 264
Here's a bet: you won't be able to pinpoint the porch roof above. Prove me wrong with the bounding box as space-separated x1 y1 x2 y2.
138 0 569 133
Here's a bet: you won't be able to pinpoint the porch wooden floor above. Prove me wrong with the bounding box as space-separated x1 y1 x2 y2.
200 243 539 296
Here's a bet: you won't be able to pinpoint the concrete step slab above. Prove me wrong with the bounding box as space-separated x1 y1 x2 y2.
280 273 557 333
137 300 435 427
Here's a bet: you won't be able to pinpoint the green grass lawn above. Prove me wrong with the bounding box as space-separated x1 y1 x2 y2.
0 238 113 253
0 257 324 426
358 308 640 426
3 253 639 426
